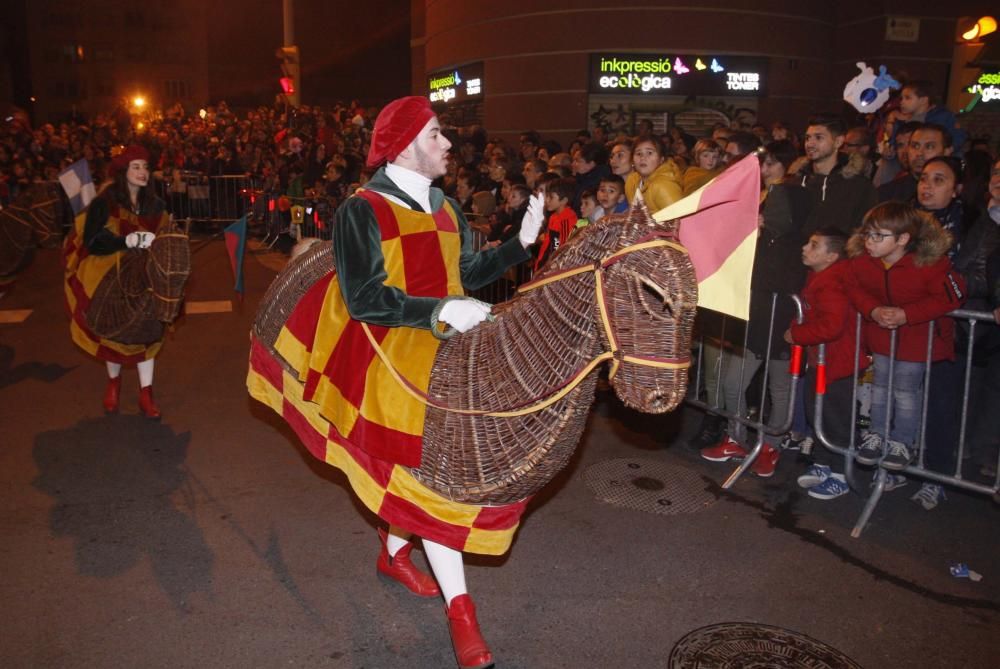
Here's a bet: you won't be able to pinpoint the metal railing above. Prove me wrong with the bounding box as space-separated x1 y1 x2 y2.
812 309 1000 537
688 297 999 537
687 294 804 489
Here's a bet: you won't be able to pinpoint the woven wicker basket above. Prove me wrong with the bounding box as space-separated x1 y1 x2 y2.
86 221 190 344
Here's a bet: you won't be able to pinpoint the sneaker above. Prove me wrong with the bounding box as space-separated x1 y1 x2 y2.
880 439 912 471
855 432 883 466
910 483 946 510
751 445 780 478
871 472 909 492
797 464 832 489
700 437 749 462
808 473 850 500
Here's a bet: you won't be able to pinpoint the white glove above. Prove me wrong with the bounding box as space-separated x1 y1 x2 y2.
125 232 156 249
518 193 545 247
438 299 492 333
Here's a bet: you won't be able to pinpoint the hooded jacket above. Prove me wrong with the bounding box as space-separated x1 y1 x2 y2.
789 260 863 382
844 216 966 362
798 152 877 238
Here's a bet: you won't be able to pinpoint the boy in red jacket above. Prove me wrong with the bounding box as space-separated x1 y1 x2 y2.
784 228 864 499
844 202 965 473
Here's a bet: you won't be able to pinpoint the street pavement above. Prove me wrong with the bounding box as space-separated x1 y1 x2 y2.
1 242 998 669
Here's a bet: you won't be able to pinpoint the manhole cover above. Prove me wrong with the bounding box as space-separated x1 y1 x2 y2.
669 622 864 668
583 458 716 516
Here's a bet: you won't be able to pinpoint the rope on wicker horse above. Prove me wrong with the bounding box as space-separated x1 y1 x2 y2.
359 235 691 417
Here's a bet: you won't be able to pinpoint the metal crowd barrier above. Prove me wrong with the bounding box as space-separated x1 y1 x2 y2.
153 171 257 232
687 296 999 537
812 309 1000 537
465 227 533 304
686 293 805 488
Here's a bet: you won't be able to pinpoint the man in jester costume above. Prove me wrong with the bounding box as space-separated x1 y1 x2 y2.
248 96 544 669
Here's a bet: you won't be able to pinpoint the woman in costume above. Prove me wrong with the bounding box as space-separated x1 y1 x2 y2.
64 145 169 418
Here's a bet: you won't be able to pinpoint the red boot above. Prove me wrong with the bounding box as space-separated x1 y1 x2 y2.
446 594 494 669
138 386 161 420
376 528 440 597
103 376 122 414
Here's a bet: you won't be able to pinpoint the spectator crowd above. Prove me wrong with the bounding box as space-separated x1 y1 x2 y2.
3 79 999 512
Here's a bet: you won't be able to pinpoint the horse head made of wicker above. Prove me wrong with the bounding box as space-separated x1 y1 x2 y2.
0 182 68 279
85 217 190 344
415 199 698 504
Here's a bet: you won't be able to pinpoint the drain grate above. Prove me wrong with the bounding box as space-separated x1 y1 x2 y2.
669 622 864 668
583 458 716 516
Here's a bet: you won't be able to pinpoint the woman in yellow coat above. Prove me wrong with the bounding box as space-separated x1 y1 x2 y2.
624 134 683 212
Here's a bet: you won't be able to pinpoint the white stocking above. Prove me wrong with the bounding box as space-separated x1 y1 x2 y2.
137 359 155 388
385 525 410 558
106 362 122 379
423 538 468 606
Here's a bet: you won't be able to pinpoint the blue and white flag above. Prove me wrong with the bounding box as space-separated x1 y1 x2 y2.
58 159 97 215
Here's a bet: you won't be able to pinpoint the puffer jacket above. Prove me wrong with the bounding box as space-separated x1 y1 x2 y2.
789 260 864 382
844 216 966 362
625 159 683 212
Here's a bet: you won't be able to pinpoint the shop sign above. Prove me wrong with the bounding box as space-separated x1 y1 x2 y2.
967 71 1000 103
589 53 767 97
427 62 484 104
885 17 920 42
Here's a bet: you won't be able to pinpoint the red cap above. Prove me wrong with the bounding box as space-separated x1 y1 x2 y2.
365 96 435 168
110 144 150 175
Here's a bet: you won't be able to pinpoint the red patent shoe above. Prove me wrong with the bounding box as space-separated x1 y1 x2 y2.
376 528 440 597
138 385 161 420
446 594 494 669
103 376 122 414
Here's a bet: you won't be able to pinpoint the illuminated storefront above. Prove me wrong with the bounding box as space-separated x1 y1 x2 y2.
427 62 485 127
587 53 769 137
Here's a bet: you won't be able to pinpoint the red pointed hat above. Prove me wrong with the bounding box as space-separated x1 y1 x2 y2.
110 144 150 175
365 96 435 168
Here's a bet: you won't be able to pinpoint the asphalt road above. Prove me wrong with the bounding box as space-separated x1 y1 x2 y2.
1 242 997 668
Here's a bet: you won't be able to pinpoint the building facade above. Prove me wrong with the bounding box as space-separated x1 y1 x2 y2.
412 1 998 144
26 0 209 122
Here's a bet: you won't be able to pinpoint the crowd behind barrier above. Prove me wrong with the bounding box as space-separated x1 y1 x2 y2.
690 292 1000 536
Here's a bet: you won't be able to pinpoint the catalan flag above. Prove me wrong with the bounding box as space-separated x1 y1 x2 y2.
652 154 760 320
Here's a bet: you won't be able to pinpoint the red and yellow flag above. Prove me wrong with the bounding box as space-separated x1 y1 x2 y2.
652 154 760 320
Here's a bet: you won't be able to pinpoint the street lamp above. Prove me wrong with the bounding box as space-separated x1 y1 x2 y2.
960 16 996 42
133 95 146 109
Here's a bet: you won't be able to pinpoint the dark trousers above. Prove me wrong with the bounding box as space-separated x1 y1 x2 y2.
924 359 963 475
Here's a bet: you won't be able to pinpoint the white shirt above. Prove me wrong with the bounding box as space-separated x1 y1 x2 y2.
385 163 432 212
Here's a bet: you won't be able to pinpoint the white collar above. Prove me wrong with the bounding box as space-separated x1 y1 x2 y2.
385 163 432 212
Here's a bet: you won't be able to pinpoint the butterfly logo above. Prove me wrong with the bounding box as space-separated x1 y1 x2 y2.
695 58 707 71
710 59 724 73
674 58 690 75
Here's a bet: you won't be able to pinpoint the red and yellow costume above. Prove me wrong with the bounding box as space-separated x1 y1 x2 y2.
63 190 168 363
248 168 530 555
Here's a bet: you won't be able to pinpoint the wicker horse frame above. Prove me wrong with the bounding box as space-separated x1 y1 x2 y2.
416 202 697 503
0 183 66 279
254 201 697 505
